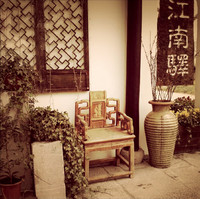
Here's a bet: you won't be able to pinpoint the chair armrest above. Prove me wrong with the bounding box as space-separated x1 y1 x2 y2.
75 115 88 141
117 111 134 135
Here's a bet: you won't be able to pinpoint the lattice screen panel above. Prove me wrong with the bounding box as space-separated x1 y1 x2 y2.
1 0 89 91
44 0 85 70
0 0 35 66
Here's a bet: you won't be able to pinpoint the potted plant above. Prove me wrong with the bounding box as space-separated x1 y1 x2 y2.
142 37 178 168
25 106 87 199
0 107 28 199
0 52 39 198
171 96 200 152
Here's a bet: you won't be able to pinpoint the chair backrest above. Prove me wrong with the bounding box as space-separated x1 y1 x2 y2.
89 91 106 128
75 91 120 129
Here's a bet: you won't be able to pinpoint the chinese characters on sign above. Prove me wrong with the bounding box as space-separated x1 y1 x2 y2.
157 0 194 85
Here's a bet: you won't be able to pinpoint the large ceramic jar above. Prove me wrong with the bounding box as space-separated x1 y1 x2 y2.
144 100 178 168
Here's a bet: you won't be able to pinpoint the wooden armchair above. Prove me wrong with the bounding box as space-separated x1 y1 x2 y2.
75 91 135 183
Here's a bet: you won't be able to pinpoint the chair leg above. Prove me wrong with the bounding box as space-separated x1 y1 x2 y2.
116 149 121 166
84 149 90 181
129 144 134 178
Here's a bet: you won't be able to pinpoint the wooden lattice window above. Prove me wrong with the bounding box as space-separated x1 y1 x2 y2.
0 0 36 65
0 0 89 92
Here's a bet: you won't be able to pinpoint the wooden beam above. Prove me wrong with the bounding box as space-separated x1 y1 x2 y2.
126 0 142 151
34 0 46 91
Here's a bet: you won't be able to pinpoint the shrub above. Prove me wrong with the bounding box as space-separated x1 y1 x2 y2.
26 106 87 198
175 107 200 127
0 55 39 115
171 96 200 145
171 96 199 128
170 96 195 113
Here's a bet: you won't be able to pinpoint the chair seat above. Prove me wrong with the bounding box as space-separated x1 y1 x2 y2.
83 127 135 145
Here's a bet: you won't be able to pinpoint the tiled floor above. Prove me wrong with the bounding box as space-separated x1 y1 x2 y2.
80 151 200 199
1 151 200 199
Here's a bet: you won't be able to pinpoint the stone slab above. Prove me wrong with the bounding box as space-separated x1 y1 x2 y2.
32 141 66 199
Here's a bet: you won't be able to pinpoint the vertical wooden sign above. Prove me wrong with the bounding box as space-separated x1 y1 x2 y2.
157 0 194 85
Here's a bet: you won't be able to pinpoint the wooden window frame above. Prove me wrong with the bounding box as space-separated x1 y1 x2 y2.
34 0 89 92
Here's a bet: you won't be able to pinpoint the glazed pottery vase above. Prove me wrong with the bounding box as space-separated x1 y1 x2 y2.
144 100 178 168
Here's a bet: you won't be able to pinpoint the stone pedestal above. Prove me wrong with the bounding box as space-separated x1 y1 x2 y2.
32 141 66 199
121 147 144 164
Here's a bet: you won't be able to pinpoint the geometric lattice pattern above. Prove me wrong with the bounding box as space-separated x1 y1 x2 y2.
0 0 36 66
44 0 84 70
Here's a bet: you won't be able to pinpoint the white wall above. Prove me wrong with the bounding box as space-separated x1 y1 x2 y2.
35 0 127 126
139 0 159 154
35 0 198 156
88 0 127 103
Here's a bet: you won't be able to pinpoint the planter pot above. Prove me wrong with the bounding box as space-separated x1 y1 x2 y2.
144 101 178 168
0 178 22 199
175 125 200 153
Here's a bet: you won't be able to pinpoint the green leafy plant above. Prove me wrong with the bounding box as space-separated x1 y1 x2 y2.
0 53 40 115
0 107 30 184
174 106 200 128
170 96 199 127
171 96 200 145
26 106 87 198
0 53 39 188
170 96 195 114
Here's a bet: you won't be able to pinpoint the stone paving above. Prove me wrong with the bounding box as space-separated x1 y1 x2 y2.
20 151 200 199
79 151 200 199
